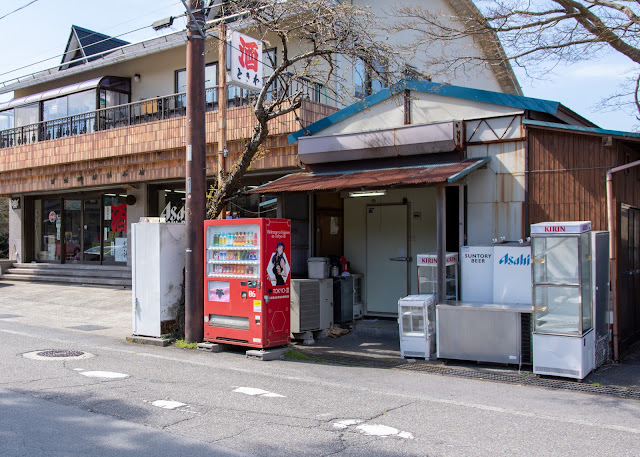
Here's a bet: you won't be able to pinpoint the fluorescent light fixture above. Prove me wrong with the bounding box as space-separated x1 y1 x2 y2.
348 190 387 198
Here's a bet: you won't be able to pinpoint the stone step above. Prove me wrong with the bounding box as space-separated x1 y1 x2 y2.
7 267 132 279
1 272 131 288
13 262 130 272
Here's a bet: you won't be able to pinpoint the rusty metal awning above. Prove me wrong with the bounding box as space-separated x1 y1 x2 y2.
247 157 490 194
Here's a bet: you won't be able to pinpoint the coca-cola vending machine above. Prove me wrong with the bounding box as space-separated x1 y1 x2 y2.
203 218 291 348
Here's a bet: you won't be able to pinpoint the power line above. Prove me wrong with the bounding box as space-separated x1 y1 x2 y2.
0 0 39 22
0 0 188 81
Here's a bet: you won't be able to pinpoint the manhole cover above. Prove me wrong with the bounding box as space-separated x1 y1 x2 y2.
23 349 94 361
37 349 85 358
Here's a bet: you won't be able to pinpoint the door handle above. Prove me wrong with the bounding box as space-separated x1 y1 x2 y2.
389 257 411 261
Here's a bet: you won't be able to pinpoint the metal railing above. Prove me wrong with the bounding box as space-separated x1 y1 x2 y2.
0 75 328 149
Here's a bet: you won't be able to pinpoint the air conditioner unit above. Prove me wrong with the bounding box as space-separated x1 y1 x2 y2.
290 279 333 334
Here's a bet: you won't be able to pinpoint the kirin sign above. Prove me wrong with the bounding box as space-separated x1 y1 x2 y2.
229 31 263 92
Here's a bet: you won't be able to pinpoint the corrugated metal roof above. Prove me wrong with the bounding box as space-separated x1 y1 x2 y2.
247 158 489 194
523 119 640 141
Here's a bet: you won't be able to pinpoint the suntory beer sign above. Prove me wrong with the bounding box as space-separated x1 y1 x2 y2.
229 31 263 92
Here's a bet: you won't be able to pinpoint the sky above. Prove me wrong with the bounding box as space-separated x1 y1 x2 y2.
0 0 637 132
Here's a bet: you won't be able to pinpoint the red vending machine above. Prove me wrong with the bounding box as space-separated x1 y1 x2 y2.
203 218 291 348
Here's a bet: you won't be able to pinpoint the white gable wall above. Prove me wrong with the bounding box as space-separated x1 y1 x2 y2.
313 91 524 137
352 0 509 94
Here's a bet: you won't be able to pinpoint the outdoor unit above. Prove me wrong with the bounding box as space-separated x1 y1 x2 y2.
290 279 333 334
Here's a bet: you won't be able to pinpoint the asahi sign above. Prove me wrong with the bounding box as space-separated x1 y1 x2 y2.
229 31 263 92
160 202 185 223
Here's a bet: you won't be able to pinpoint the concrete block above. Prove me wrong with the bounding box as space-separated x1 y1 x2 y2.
126 335 174 347
197 342 224 353
246 348 287 361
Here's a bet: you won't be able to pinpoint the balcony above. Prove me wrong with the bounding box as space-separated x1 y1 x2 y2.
0 75 332 150
0 77 336 195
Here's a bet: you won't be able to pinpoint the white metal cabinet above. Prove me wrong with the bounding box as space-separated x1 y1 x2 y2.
132 222 185 337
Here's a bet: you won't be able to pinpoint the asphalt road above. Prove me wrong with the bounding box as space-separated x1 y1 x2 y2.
0 282 639 456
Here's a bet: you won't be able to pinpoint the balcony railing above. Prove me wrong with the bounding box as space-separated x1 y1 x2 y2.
0 75 329 149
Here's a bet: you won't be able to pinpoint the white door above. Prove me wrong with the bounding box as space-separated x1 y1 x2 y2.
366 205 408 315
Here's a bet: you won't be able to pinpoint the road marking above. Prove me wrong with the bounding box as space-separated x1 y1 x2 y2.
233 387 285 397
152 400 188 410
333 420 414 439
333 419 363 429
79 371 129 379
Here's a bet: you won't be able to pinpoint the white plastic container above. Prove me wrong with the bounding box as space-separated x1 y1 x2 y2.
308 257 329 279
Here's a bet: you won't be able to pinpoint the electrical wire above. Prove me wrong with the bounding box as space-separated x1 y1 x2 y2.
0 0 188 82
1 1 343 106
0 0 39 22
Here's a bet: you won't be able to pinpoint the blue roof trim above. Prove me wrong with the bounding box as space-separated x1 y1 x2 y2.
287 87 396 144
399 79 560 115
288 78 564 144
447 157 491 183
523 119 640 139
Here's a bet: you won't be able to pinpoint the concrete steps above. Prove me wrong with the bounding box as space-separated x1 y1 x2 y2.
1 263 131 288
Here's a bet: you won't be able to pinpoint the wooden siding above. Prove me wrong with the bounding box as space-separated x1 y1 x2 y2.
0 100 336 194
526 127 640 231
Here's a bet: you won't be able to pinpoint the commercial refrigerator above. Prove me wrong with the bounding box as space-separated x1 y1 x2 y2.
416 253 458 300
203 218 291 349
531 221 596 379
492 243 532 305
460 246 494 302
398 294 436 359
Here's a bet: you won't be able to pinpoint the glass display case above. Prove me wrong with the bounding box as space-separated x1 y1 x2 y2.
532 231 592 335
205 223 260 279
417 253 458 301
398 294 436 359
531 221 595 380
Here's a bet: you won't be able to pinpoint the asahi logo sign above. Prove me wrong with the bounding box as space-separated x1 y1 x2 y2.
160 202 185 223
498 252 531 266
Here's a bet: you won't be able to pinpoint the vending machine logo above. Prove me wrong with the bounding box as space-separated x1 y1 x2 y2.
498 253 531 266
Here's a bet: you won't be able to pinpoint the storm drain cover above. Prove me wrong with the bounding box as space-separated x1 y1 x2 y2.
23 349 94 361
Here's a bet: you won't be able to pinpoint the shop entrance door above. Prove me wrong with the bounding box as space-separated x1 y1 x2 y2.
365 204 408 315
62 199 82 261
83 199 102 262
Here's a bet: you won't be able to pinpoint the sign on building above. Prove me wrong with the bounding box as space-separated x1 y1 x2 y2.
229 31 263 92
10 198 20 210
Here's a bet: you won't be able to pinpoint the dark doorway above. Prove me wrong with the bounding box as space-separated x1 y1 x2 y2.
619 204 640 354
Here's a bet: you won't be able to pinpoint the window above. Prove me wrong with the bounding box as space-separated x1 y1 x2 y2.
0 109 14 130
354 57 388 99
176 62 219 107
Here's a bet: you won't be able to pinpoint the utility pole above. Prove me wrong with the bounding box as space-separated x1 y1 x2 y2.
218 20 227 219
184 0 206 343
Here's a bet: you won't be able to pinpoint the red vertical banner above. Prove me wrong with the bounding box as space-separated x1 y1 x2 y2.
111 204 127 233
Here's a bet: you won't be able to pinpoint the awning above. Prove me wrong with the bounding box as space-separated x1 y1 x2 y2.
247 157 490 194
297 121 463 165
0 76 130 111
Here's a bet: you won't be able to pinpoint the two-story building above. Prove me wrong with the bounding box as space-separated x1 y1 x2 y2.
0 0 519 282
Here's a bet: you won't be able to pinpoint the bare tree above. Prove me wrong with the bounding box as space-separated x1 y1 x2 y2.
203 0 399 218
390 0 640 114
